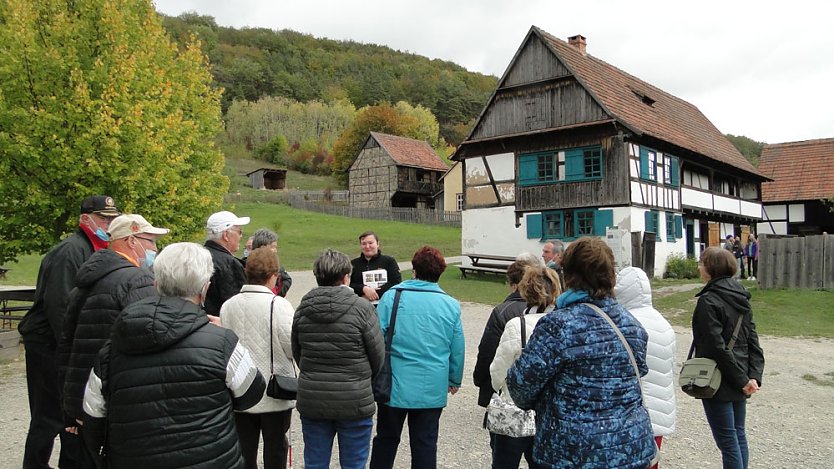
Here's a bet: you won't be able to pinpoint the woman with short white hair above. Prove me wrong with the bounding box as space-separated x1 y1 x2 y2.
82 242 265 469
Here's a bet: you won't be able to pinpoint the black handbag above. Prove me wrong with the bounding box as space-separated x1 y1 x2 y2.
372 289 402 403
265 296 297 400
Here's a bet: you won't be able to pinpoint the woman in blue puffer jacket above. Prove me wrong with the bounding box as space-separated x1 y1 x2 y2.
506 237 656 468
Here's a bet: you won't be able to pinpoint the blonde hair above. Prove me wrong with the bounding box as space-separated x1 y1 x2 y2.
518 265 562 309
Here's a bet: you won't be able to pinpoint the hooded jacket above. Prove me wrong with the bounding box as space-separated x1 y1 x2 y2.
56 248 154 421
82 296 265 469
292 285 385 420
615 267 676 436
473 291 527 407
692 277 765 401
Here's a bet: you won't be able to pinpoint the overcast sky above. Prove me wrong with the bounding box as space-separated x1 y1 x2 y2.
154 0 834 144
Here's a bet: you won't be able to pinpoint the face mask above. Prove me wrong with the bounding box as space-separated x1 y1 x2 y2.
242 248 250 259
142 250 156 269
84 216 110 241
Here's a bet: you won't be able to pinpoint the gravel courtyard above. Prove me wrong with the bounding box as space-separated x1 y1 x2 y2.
2 271 832 467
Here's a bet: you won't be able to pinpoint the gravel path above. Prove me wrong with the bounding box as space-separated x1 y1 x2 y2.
2 273 832 467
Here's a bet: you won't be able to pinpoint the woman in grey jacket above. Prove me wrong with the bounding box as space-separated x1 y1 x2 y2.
292 249 385 469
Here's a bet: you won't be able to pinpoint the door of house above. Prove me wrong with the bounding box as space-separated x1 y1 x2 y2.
708 223 720 247
686 220 695 258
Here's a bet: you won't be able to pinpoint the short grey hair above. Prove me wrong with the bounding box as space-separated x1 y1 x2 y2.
153 242 214 298
313 249 351 287
546 239 565 253
206 230 224 242
516 252 543 267
251 228 278 249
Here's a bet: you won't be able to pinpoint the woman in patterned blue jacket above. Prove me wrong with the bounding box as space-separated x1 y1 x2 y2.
506 237 655 468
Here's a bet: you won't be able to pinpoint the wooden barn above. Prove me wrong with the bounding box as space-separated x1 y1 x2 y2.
453 27 767 276
247 167 287 190
757 138 834 236
349 132 449 209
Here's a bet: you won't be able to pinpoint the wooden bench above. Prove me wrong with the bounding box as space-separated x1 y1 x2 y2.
0 286 36 329
457 265 508 278
457 254 516 278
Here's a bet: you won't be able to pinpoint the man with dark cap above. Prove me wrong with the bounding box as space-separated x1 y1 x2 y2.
18 195 119 469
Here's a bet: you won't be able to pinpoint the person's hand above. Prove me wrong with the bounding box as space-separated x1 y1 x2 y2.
448 386 460 395
65 418 84 434
207 314 222 326
742 379 759 396
362 286 379 301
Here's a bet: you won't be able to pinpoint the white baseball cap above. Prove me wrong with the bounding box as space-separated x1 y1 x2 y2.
206 211 251 234
107 214 169 240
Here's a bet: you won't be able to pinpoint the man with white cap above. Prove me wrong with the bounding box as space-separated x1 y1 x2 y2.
56 214 168 467
203 210 250 316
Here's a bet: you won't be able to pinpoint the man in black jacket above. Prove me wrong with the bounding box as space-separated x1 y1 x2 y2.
18 195 119 469
203 210 250 315
349 231 401 303
57 214 167 466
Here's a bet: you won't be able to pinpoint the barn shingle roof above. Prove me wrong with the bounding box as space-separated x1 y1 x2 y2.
371 132 449 171
530 27 761 177
759 138 834 202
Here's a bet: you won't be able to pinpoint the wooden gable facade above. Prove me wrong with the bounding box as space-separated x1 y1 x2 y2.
454 27 767 275
757 138 834 236
349 132 448 209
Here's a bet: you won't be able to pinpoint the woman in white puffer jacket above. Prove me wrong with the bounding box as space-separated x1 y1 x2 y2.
615 266 676 468
221 246 296 469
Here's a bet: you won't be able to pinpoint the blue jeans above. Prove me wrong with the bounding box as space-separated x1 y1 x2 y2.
300 416 373 469
702 399 749 469
370 405 443 469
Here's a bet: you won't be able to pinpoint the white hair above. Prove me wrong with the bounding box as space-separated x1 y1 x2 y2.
206 229 225 241
153 242 214 298
516 251 543 266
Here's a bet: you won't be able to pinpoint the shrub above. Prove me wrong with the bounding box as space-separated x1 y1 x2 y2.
664 253 699 279
254 134 289 165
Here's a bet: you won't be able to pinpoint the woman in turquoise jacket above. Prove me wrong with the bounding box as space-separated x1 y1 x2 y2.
369 246 465 469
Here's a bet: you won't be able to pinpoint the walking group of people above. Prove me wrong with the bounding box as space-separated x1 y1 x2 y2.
18 195 764 469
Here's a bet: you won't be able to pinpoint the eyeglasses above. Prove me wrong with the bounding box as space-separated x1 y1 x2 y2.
228 228 243 236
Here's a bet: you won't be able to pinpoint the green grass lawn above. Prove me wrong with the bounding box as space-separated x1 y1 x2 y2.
437 268 510 306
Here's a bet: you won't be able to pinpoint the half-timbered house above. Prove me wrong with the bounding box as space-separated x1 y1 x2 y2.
453 27 766 276
349 132 448 208
757 138 834 236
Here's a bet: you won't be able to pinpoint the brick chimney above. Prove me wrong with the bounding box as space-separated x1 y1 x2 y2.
568 34 587 55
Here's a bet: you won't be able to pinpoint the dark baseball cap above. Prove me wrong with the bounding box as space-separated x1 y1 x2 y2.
80 196 120 217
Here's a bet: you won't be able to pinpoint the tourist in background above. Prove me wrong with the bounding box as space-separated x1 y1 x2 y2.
615 266 676 469
506 237 655 468
693 247 765 469
248 228 293 297
349 231 401 303
746 234 758 281
369 246 464 469
221 246 296 469
203 210 250 315
489 265 561 469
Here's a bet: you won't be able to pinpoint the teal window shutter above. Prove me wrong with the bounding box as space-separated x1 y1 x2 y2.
644 210 657 234
565 148 584 180
593 209 613 236
519 154 539 186
670 156 680 186
526 213 543 239
675 215 683 238
639 147 650 181
665 212 675 242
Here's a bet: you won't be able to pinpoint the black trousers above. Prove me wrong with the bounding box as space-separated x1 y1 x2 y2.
369 405 443 469
234 410 292 469
22 340 83 469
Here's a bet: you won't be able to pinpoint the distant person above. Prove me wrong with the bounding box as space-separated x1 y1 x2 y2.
18 195 119 469
541 240 565 291
349 231 401 303
57 214 167 465
81 242 266 469
489 265 561 469
746 234 758 281
615 266 676 469
292 249 385 469
221 246 296 469
732 237 744 278
693 247 765 469
204 210 250 315
369 246 464 469
723 234 734 252
506 237 655 468
514 251 543 266
249 228 293 297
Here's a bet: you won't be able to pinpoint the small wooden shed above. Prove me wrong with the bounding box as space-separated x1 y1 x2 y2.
247 168 287 190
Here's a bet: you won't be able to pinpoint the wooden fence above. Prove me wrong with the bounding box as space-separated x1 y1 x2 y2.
288 193 461 227
758 234 834 289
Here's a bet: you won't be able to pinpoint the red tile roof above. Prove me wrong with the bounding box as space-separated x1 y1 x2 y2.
370 132 449 171
759 138 834 202
533 27 761 177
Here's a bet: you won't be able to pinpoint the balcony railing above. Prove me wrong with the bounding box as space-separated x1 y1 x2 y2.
397 180 442 194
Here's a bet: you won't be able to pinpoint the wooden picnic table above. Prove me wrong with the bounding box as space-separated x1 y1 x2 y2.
458 254 516 278
0 286 36 328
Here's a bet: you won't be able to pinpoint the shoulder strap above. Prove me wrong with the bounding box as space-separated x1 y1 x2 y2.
585 303 642 394
269 296 276 374
687 311 746 360
520 306 533 349
383 289 404 352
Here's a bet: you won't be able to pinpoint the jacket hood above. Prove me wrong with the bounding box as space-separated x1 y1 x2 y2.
112 296 208 354
299 285 364 324
615 267 653 310
696 276 752 313
75 248 139 289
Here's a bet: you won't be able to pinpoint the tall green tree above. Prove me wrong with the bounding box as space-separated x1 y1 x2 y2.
0 0 227 263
